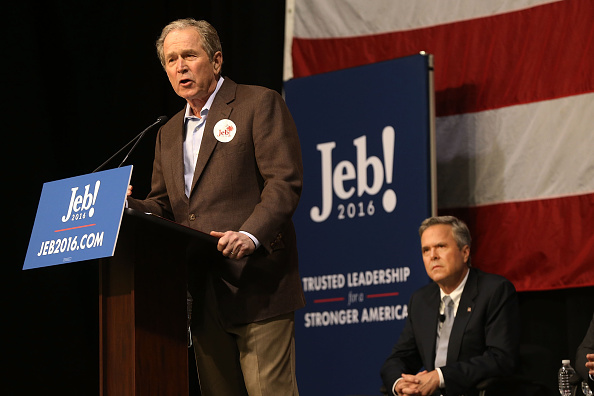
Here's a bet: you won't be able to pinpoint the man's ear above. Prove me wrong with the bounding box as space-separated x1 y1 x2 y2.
462 245 470 264
213 51 223 74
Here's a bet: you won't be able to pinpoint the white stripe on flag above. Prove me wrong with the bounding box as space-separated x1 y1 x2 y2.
292 0 560 38
436 92 594 209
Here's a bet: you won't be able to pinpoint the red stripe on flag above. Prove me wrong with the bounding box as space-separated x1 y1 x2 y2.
441 193 594 292
292 0 594 116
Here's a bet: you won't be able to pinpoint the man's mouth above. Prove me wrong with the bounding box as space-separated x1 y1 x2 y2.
180 78 193 86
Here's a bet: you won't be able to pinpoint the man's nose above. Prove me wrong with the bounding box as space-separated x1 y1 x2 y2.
176 58 188 73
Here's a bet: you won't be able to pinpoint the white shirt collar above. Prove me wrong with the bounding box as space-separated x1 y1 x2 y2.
183 76 225 120
439 268 470 314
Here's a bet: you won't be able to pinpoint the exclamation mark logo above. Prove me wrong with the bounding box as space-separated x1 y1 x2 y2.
382 126 397 213
89 180 100 217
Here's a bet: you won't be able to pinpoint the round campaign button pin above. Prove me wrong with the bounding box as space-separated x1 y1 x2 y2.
213 119 237 143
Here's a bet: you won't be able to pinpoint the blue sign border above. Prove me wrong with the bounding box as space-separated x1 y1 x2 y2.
285 54 435 395
23 166 133 270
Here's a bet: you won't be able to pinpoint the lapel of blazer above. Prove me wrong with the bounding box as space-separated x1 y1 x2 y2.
419 283 441 370
170 112 188 203
190 77 236 195
447 267 478 363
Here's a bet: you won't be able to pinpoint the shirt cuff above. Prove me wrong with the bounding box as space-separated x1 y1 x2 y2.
239 230 260 249
392 378 401 396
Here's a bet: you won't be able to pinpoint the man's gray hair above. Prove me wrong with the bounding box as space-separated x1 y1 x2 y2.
155 18 223 68
419 216 472 266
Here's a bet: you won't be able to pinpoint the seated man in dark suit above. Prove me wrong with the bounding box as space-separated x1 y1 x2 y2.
576 314 594 390
381 216 520 396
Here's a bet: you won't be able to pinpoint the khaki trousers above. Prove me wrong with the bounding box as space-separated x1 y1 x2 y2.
192 299 299 396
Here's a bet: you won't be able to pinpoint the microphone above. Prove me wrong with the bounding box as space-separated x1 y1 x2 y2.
92 116 168 173
439 313 446 323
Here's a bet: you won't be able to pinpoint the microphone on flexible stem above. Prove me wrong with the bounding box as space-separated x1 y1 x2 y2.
439 313 446 323
92 115 168 173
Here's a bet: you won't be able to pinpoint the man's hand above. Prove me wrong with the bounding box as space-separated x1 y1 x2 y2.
395 370 440 396
394 374 419 395
586 353 594 376
210 231 255 260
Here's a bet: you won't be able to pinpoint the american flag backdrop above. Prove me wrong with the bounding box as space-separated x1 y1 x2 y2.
284 0 594 292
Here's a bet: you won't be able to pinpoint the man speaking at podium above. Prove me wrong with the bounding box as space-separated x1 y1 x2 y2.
126 18 304 396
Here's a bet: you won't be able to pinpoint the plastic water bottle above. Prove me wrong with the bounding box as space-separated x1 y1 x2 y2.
558 359 576 396
187 292 193 348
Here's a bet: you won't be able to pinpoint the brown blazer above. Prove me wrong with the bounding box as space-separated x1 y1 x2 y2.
128 77 305 325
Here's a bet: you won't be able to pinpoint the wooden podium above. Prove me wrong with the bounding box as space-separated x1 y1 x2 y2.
98 208 217 395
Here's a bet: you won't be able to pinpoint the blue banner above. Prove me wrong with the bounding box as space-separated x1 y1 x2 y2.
23 166 132 270
285 54 435 395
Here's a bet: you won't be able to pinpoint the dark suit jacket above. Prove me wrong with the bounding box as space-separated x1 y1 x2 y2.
381 268 520 396
576 314 594 389
128 77 305 325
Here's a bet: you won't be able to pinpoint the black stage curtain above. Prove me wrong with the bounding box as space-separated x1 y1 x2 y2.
5 1 593 395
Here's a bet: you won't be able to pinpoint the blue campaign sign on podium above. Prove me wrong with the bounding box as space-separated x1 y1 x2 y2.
23 166 133 270
284 54 435 395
